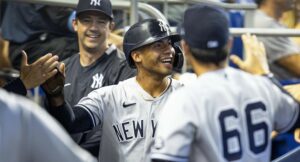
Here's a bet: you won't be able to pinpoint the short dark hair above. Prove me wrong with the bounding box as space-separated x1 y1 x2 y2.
189 47 228 65
255 0 265 7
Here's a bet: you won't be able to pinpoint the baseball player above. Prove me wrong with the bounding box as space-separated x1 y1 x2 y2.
232 33 300 146
62 0 135 155
44 19 183 162
151 4 300 162
0 88 96 162
64 0 135 107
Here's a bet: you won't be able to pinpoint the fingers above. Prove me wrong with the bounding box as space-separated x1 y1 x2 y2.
42 55 59 76
294 128 300 143
43 68 58 81
31 53 53 67
284 85 294 91
229 55 245 70
284 84 300 102
241 34 250 58
271 131 278 139
240 33 270 74
30 53 59 78
284 84 300 93
58 63 66 76
259 42 267 57
21 50 28 68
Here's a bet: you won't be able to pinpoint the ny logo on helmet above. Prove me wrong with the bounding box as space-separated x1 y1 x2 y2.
158 21 169 32
90 0 101 6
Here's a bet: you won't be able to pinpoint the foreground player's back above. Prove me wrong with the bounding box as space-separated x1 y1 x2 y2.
0 89 96 162
152 67 299 162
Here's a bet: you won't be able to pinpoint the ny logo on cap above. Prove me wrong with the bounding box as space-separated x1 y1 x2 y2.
207 40 219 48
90 0 101 6
158 21 168 32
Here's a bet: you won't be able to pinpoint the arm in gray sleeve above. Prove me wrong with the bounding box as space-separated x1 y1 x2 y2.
0 89 96 162
28 101 97 162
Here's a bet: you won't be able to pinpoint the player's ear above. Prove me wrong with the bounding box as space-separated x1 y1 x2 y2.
131 50 142 65
109 21 115 31
72 19 78 32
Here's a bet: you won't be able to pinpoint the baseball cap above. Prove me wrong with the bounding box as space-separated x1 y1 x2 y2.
182 4 229 50
76 0 113 20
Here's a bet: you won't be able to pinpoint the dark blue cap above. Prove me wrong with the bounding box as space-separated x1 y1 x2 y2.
182 4 229 50
76 0 113 20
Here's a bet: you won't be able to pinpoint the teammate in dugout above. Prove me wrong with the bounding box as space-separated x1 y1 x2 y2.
151 4 300 162
43 18 184 161
0 89 96 162
62 0 136 156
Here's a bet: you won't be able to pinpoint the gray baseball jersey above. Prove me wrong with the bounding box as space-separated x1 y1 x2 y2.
76 77 182 162
151 67 299 162
0 89 96 162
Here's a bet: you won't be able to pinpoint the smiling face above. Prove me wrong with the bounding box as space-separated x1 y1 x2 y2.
132 38 175 77
73 11 112 54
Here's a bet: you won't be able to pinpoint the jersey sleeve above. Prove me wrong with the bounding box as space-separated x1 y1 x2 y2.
3 78 27 96
15 95 97 162
266 78 300 133
151 90 198 162
76 87 110 127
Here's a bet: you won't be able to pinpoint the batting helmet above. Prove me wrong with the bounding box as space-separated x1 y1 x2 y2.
123 19 183 69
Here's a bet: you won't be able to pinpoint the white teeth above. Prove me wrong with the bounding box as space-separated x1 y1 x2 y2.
162 58 172 63
87 34 100 38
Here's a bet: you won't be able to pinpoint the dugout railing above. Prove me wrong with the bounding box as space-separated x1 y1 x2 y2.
3 0 300 93
5 0 300 37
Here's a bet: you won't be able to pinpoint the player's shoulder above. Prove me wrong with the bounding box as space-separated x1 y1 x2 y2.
105 44 131 68
117 77 137 89
226 67 263 80
226 67 279 95
89 77 135 95
0 89 41 119
108 44 126 60
170 77 184 90
63 53 80 68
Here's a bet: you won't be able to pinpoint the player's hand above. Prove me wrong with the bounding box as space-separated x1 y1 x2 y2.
294 128 300 143
20 51 59 89
230 34 270 75
284 83 300 103
42 62 65 96
271 131 278 139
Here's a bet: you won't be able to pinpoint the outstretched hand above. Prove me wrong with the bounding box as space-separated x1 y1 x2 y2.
42 63 65 107
20 51 59 89
230 34 270 75
41 62 65 97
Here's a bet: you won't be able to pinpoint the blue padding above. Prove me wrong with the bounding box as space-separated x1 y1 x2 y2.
272 134 300 160
228 11 244 68
272 146 300 162
280 79 300 86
